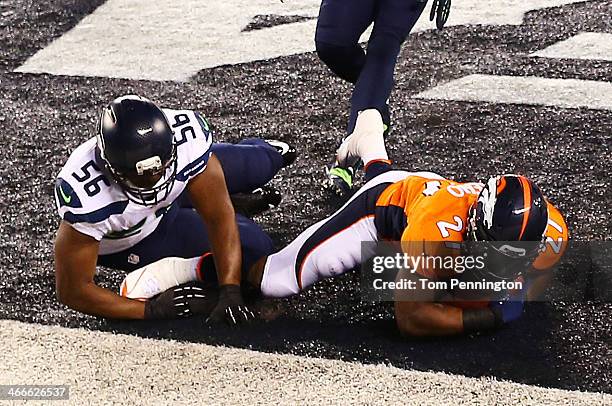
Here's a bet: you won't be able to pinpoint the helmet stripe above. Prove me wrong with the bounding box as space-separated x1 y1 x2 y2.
518 176 532 240
496 176 507 194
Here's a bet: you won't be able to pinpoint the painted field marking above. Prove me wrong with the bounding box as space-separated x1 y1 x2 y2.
413 74 612 111
531 32 612 61
15 0 585 81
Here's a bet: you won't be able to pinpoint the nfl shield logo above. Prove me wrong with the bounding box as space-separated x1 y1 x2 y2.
127 254 140 265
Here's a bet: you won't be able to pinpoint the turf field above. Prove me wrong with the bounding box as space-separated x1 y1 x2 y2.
0 0 610 403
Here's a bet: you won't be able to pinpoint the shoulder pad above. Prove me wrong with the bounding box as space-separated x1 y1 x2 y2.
532 202 569 271
55 177 83 209
194 111 212 134
163 108 213 147
163 108 214 182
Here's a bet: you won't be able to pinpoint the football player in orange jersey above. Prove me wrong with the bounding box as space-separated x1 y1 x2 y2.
245 109 568 336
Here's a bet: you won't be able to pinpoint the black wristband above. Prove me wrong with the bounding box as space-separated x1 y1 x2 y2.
462 308 502 333
218 284 242 295
217 284 244 305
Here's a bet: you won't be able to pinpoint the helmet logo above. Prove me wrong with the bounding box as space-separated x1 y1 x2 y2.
497 244 527 257
479 176 499 229
137 127 153 136
513 207 530 215
136 156 163 175
533 196 543 207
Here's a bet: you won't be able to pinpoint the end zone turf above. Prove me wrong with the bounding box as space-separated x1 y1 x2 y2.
1 320 609 405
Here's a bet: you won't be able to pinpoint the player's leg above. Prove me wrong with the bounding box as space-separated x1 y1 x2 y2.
210 139 293 194
250 171 410 297
99 208 274 298
364 159 394 182
347 0 427 133
328 0 426 197
315 0 377 84
176 138 295 214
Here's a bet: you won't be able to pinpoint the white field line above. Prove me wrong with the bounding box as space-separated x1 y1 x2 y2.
0 320 610 405
413 74 612 111
15 0 585 81
531 32 612 61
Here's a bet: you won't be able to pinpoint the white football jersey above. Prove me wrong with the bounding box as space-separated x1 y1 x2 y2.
54 108 213 255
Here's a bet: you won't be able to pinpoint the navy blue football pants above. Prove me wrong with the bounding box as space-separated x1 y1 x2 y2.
315 0 426 133
98 139 282 274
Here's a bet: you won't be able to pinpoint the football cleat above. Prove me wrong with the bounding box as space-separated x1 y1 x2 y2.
231 185 282 217
265 139 297 168
325 166 355 198
430 0 451 30
335 109 388 168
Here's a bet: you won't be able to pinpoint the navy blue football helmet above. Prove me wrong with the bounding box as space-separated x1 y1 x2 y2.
96 95 177 206
466 174 549 279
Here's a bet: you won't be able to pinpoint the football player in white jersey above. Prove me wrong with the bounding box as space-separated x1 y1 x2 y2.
53 95 295 324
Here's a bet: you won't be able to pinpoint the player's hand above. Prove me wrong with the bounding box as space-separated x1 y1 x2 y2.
490 299 525 324
144 282 216 320
206 284 255 326
489 282 527 324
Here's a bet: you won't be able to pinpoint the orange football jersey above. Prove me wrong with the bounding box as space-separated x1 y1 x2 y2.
375 174 568 279
376 175 481 279
532 203 569 271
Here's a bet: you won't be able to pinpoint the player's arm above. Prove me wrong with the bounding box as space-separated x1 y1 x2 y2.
393 268 466 337
394 291 503 338
54 221 146 319
188 153 241 286
187 153 253 324
393 242 502 338
394 300 465 337
395 298 508 338
525 271 552 300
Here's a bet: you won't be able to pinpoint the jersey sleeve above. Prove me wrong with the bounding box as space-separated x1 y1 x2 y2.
400 211 465 280
55 177 120 241
532 202 569 271
164 108 214 183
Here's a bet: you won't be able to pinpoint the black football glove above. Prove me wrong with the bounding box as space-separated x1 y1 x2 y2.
144 282 217 320
205 284 255 326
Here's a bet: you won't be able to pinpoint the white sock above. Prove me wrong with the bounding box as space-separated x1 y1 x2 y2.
119 256 201 300
336 109 389 167
354 109 389 166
